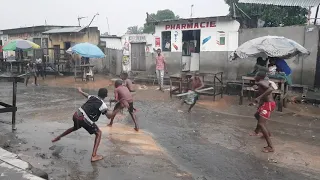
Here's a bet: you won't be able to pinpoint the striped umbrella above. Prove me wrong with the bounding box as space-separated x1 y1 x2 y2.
3 39 40 51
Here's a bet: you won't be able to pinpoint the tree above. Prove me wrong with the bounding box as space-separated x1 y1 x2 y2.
126 26 143 34
225 0 308 27
143 9 180 33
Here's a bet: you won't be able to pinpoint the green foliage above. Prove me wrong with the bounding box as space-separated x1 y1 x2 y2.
143 9 180 33
225 0 308 27
127 26 143 34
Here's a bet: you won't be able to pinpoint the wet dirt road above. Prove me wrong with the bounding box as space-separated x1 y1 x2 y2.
0 82 319 180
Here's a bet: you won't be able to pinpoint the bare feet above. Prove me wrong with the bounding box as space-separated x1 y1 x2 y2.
262 146 274 153
249 132 262 136
107 123 113 127
51 137 61 143
134 127 139 132
91 155 104 162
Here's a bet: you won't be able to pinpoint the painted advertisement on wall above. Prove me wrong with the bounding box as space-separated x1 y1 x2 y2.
122 38 131 72
121 34 155 72
171 30 182 52
0 35 9 58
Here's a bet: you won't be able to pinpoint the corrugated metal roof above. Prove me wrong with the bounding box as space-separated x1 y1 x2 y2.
42 27 86 34
239 0 320 7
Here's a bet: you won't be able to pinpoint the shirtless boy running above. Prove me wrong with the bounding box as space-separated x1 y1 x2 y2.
108 80 139 131
250 71 276 153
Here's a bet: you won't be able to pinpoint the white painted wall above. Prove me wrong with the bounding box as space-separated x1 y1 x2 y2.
0 35 9 58
154 17 240 52
100 37 122 49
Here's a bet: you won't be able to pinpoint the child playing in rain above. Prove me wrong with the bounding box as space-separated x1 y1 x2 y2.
108 80 139 131
51 87 112 162
121 72 135 92
25 62 38 86
182 72 204 113
249 71 276 153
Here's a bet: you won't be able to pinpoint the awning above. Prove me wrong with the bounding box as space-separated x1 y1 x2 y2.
239 0 320 7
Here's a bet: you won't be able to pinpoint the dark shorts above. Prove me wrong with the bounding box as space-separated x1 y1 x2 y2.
114 101 134 113
72 111 99 135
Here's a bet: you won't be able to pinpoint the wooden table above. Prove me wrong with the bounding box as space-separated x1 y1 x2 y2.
239 76 288 112
74 64 95 81
4 60 30 73
169 72 223 101
0 74 25 130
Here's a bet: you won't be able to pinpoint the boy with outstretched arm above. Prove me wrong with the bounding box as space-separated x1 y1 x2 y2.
182 72 204 113
250 71 276 153
107 80 139 131
51 87 112 162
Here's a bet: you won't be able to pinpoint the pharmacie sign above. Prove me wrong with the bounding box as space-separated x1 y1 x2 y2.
165 21 216 30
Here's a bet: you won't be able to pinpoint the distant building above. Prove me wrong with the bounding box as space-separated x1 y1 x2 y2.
43 27 100 63
100 35 122 50
0 25 77 59
152 16 240 74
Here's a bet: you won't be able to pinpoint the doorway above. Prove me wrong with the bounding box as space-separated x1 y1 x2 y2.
33 38 42 59
53 45 60 61
131 43 146 71
181 30 200 72
64 42 71 50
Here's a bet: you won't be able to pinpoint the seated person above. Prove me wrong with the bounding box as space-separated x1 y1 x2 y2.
252 57 268 74
268 63 277 76
269 57 291 76
269 57 292 84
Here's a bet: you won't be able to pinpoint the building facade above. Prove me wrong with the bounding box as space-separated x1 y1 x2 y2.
0 26 75 59
120 34 155 72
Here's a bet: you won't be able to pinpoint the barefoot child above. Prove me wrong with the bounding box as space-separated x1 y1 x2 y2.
121 72 135 92
25 62 38 86
182 72 204 113
52 87 111 162
108 80 139 131
250 71 276 153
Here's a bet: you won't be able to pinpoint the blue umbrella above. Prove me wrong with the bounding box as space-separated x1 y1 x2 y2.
67 42 105 58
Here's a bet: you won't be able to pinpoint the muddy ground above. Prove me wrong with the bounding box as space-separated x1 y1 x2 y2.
0 76 319 180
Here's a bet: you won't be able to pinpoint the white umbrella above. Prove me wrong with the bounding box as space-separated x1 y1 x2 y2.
230 36 310 61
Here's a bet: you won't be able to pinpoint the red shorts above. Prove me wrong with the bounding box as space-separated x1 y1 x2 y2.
257 101 276 119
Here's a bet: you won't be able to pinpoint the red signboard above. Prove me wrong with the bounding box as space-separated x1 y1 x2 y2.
155 37 160 47
165 21 216 30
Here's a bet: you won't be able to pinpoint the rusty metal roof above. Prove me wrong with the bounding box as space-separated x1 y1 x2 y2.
42 27 86 34
239 0 320 7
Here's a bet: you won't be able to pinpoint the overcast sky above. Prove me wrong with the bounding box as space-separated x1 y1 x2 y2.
0 0 230 35
1 1 317 35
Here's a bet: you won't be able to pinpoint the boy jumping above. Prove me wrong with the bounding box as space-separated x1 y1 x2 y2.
51 87 111 162
250 71 276 153
107 80 139 131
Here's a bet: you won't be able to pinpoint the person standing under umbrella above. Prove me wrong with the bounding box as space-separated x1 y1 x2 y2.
155 48 167 91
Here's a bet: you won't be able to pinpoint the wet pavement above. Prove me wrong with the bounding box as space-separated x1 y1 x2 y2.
0 80 320 180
